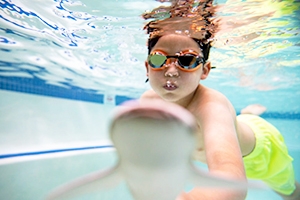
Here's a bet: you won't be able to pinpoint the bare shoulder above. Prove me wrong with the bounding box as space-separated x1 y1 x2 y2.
204 87 229 101
193 86 236 117
196 86 232 107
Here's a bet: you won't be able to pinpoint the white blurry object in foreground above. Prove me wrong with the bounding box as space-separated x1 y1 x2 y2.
46 100 265 200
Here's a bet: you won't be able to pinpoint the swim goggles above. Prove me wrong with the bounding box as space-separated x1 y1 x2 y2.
147 50 205 72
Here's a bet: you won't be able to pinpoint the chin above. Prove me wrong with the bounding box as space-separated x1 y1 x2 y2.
161 94 182 103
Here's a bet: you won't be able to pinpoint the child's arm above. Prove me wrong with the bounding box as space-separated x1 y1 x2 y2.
182 94 247 199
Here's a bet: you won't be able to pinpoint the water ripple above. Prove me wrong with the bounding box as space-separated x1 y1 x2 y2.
0 0 299 99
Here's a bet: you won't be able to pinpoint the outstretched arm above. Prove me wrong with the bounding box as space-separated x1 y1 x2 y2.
179 93 247 200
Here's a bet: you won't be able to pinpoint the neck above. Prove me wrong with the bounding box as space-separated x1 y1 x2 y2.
174 85 201 108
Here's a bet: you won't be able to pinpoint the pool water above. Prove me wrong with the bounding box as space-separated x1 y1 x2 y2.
0 0 299 199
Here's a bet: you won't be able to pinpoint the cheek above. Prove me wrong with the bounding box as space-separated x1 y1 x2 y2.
148 70 162 80
148 70 163 87
181 72 201 83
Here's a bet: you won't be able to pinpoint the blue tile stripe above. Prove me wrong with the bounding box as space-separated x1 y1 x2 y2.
236 112 300 120
0 76 299 119
259 112 300 120
0 145 114 159
0 76 105 104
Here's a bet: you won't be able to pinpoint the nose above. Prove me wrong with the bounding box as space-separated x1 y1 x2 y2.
164 59 179 73
164 59 179 77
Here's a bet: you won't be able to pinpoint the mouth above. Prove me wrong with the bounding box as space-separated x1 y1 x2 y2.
163 80 178 91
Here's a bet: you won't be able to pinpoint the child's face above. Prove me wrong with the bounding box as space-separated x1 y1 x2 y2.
145 34 211 103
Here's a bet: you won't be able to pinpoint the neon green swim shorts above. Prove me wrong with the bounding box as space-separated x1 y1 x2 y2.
237 114 296 195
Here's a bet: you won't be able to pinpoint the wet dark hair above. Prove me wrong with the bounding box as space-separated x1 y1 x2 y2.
147 37 211 61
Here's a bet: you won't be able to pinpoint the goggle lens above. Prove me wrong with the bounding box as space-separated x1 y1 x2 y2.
148 51 204 70
149 54 167 68
178 54 197 69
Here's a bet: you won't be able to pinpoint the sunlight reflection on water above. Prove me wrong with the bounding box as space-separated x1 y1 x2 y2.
0 0 299 98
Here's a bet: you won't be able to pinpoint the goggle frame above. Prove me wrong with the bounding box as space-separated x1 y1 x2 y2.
147 49 205 72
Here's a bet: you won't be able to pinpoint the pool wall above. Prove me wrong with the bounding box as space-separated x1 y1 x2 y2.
0 86 299 200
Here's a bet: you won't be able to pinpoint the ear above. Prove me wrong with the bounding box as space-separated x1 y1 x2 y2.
145 61 149 77
200 61 211 80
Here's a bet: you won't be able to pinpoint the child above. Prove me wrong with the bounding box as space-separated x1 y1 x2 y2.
140 0 300 199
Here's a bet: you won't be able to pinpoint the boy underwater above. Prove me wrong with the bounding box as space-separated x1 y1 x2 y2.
140 0 300 199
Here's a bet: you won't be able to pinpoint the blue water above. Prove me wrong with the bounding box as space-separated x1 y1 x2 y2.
0 0 299 199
